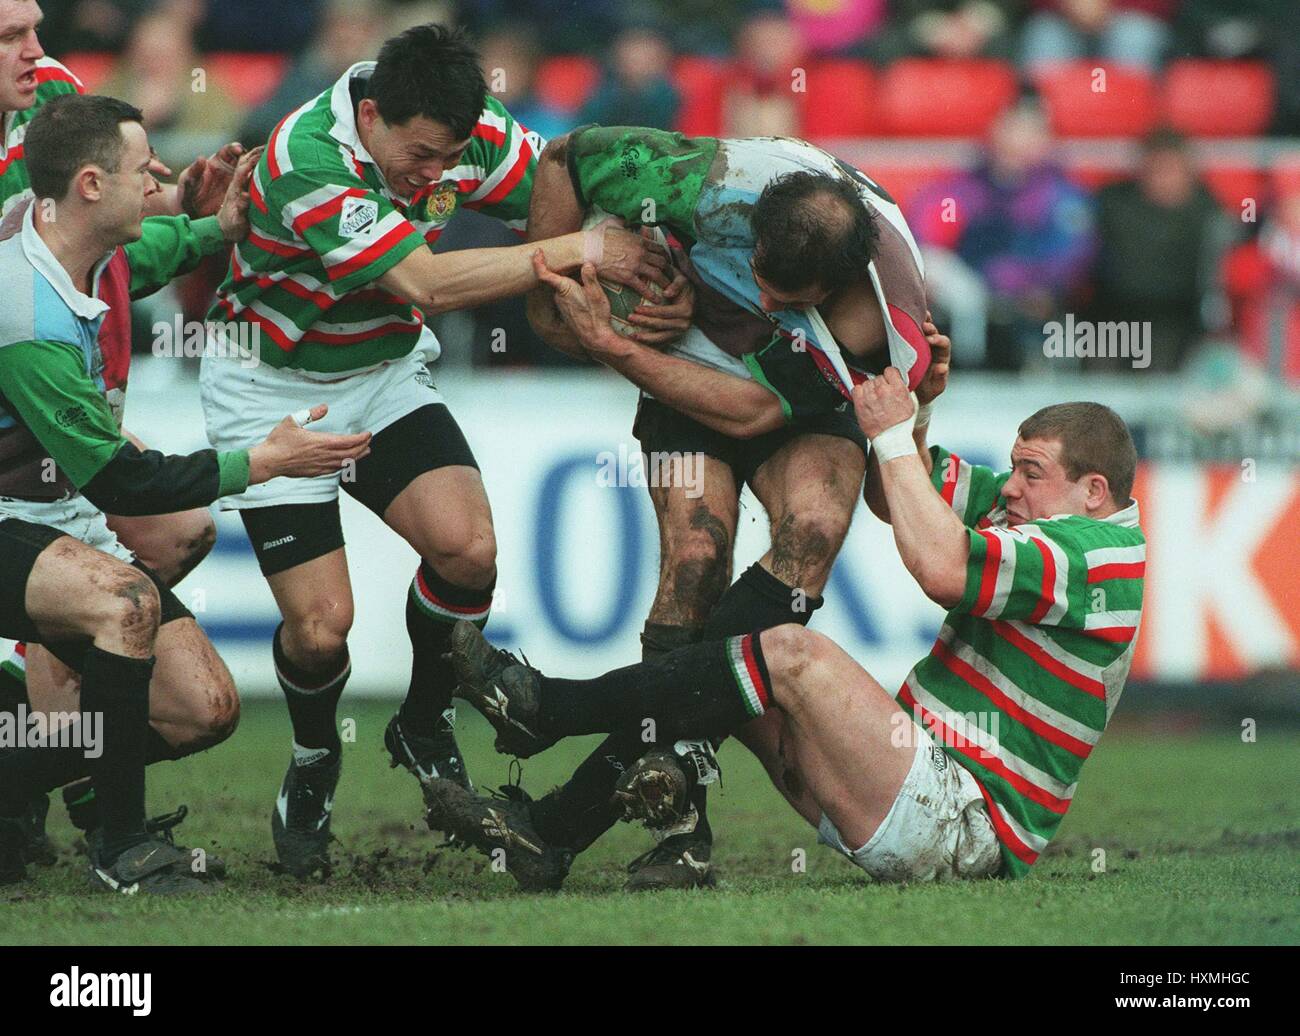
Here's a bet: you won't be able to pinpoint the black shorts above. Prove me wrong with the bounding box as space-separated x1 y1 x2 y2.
633 396 870 491
241 403 479 576
0 517 191 669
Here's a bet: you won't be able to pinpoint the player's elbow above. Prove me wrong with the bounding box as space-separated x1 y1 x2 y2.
913 558 965 609
539 133 572 168
728 397 787 439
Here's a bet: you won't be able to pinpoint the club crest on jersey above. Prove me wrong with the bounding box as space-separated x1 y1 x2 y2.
339 197 380 237
420 183 458 221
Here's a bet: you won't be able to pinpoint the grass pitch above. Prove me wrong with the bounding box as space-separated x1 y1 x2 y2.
3 700 1296 945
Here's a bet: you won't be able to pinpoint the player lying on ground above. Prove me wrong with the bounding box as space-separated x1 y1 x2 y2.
0 0 249 862
0 95 370 894
520 124 933 888
198 24 691 880
428 376 1147 890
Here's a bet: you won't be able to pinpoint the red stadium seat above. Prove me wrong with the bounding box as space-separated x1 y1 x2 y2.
1034 62 1159 137
1163 61 1274 138
58 51 113 92
870 165 949 217
672 55 728 137
1202 167 1266 215
879 59 1018 137
799 59 880 138
207 52 289 108
534 55 601 114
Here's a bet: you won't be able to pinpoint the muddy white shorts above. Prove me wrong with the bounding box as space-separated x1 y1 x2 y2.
817 721 1004 882
0 493 134 563
200 339 444 510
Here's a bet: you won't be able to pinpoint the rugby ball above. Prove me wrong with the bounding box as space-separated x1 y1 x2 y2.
582 209 672 338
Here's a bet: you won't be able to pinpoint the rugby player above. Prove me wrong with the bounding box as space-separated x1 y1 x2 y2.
519 126 933 888
433 377 1147 889
0 0 246 861
200 24 687 879
0 95 371 894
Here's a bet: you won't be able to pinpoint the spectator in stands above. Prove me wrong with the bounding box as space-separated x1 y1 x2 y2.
872 0 1024 62
99 5 239 171
1088 128 1235 372
1020 0 1178 73
785 0 887 55
38 0 151 54
196 0 324 54
911 97 1096 370
477 27 572 143
721 10 804 137
1223 184 1300 383
577 21 679 130
236 0 384 147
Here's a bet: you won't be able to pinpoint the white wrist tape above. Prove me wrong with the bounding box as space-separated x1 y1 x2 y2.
915 400 934 430
870 393 920 463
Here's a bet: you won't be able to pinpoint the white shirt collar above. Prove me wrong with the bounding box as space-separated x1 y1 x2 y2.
21 204 112 320
328 62 378 166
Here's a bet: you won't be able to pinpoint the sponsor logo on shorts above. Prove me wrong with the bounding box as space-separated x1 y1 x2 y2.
262 534 296 550
413 368 435 389
340 197 380 237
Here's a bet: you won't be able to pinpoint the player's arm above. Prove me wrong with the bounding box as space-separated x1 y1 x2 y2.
0 341 370 515
143 142 247 219
127 148 261 297
852 368 968 607
536 257 784 437
524 131 694 355
864 314 948 522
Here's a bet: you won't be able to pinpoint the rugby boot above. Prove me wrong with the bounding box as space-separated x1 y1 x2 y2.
271 744 340 879
448 621 557 758
86 805 226 880
88 836 213 896
613 740 720 828
624 832 716 891
422 777 572 892
384 707 472 796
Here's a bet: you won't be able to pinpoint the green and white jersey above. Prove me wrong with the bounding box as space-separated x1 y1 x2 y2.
0 58 84 215
209 62 541 374
898 446 1147 878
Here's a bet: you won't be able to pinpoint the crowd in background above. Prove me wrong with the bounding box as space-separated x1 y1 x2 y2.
38 0 1300 385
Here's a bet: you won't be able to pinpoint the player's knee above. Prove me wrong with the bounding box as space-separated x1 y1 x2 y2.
773 508 850 565
427 528 497 590
91 569 162 648
180 512 218 571
760 624 825 708
284 607 353 671
172 675 241 756
667 531 729 606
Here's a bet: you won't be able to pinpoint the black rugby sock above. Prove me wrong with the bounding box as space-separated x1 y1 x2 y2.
80 646 154 864
702 561 824 639
274 624 348 755
536 635 770 743
528 624 701 851
401 561 493 732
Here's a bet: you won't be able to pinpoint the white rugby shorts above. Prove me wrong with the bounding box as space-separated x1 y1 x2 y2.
817 720 1004 882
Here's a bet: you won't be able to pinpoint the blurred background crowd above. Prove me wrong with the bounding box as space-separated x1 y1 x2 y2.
39 0 1300 393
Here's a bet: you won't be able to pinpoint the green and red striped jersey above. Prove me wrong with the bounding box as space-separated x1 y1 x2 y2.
1 58 84 214
898 445 1147 877
209 62 540 373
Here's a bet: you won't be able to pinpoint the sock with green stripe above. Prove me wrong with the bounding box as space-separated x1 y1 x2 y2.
400 561 494 733
535 633 773 742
